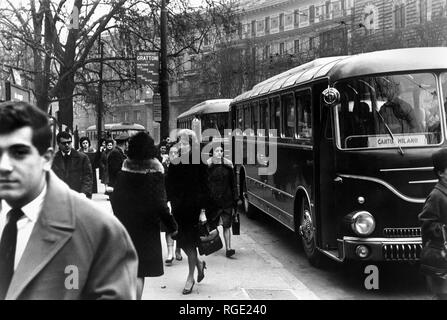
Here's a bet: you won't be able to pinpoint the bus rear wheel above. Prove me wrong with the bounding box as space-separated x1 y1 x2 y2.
298 200 322 267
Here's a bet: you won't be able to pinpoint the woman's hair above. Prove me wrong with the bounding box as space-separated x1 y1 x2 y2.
127 131 157 161
79 136 91 147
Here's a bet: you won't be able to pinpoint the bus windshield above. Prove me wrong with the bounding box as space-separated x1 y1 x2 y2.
335 73 442 149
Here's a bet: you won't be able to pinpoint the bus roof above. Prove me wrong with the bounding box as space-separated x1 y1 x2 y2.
177 99 232 120
232 47 447 103
86 122 145 131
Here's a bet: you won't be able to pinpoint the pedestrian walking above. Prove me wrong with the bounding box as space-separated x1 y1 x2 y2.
165 129 210 295
419 148 447 300
100 139 114 192
52 131 93 199
207 144 239 258
78 136 98 194
107 133 128 193
161 143 183 265
111 132 178 300
0 101 138 299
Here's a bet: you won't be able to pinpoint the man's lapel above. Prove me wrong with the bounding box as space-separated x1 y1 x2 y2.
6 172 75 299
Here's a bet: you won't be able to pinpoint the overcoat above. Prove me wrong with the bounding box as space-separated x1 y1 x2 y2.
4 171 138 300
111 158 177 277
52 149 93 197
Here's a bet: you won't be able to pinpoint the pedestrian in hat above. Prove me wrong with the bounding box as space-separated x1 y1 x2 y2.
419 148 447 300
107 133 129 193
110 132 178 299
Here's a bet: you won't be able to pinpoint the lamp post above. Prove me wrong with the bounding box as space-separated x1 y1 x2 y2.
160 0 170 140
96 35 104 150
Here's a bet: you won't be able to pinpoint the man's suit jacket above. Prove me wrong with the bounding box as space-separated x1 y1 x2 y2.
52 149 93 197
5 171 138 300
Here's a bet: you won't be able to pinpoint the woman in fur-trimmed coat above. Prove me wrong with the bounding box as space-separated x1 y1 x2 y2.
111 132 177 300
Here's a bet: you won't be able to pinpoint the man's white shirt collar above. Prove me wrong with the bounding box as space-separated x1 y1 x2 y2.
1 183 47 223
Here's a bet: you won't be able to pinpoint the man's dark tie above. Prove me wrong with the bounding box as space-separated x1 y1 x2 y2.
0 208 24 299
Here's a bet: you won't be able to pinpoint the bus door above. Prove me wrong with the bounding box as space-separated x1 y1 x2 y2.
315 82 340 252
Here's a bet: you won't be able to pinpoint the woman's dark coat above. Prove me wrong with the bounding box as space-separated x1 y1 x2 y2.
165 154 210 249
110 158 177 277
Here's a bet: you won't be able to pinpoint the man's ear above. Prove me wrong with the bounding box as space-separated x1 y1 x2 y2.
42 148 54 171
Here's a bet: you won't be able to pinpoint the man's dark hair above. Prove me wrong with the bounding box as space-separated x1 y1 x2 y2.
56 131 72 143
127 132 157 161
433 148 447 178
0 101 52 155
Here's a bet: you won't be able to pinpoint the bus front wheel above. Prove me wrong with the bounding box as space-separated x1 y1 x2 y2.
299 200 322 267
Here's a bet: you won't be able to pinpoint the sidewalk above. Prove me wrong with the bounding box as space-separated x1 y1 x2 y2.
91 189 318 300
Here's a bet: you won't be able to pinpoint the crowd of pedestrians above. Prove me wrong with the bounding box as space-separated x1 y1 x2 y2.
0 101 240 299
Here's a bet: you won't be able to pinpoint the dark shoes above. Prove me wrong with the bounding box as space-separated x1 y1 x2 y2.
197 261 207 283
182 281 195 295
226 249 235 258
165 257 174 266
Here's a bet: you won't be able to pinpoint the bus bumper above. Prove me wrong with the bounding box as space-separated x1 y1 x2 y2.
339 237 423 261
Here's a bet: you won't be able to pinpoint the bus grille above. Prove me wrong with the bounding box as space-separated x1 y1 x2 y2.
383 228 421 238
382 243 423 261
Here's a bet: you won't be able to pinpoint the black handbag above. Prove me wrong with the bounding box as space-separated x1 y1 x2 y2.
232 210 240 236
420 224 447 279
198 222 223 256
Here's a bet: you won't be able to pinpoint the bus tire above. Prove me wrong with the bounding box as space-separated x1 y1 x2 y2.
298 199 323 267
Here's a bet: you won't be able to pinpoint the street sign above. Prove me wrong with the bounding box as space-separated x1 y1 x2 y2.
136 52 159 88
153 93 162 122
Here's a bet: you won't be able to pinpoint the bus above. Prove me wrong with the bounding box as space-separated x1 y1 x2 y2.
85 122 146 148
177 99 232 137
230 47 447 266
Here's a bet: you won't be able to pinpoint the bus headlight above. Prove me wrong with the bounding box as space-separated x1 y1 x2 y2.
350 211 375 236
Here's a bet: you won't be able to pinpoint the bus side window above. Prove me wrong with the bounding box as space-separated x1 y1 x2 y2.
296 90 312 140
244 104 251 132
259 99 269 136
281 93 295 138
252 101 259 135
269 96 281 137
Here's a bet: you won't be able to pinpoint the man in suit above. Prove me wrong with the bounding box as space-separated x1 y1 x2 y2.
52 131 93 198
0 101 138 299
107 133 128 190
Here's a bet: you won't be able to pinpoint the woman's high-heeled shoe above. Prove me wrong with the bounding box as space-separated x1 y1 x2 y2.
182 281 195 295
197 261 206 283
165 257 174 265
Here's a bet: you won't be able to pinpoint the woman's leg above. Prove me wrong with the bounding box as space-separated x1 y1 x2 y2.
223 227 232 251
165 233 174 263
175 242 183 260
183 245 200 292
136 277 145 300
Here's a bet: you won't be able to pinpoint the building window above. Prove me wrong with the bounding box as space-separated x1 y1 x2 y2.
394 0 406 29
294 10 300 26
265 16 270 34
279 42 285 55
294 39 300 54
419 0 432 23
251 20 256 37
279 13 284 31
264 45 271 60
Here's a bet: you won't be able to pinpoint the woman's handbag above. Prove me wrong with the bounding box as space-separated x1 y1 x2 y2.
198 222 223 256
232 209 240 236
420 224 447 278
